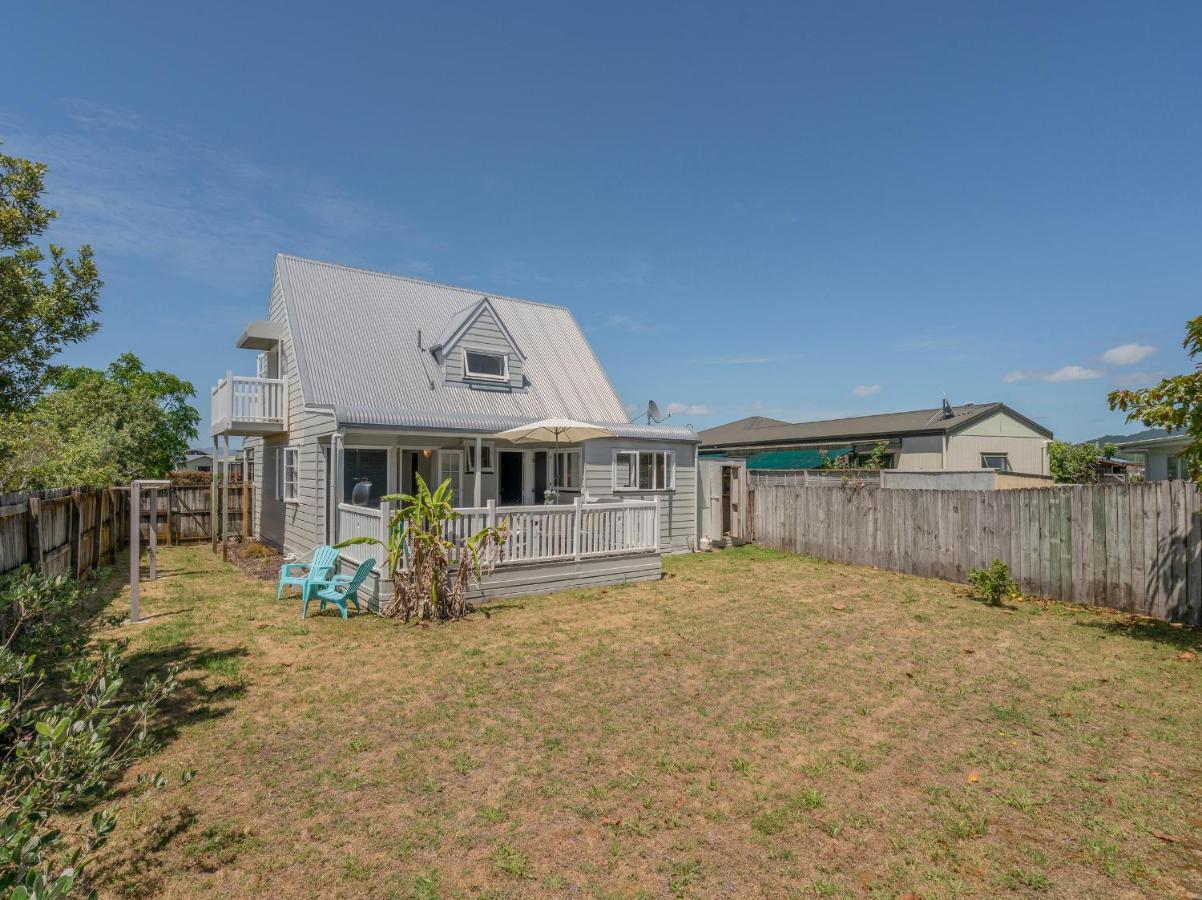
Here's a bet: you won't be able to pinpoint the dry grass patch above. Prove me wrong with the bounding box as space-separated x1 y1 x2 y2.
76 544 1202 898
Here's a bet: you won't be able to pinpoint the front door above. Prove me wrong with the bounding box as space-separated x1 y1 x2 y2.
499 451 523 505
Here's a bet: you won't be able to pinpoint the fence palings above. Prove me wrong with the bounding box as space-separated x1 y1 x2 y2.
0 484 254 579
749 481 1202 625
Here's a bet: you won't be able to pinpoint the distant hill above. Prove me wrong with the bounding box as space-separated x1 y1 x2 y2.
1087 428 1168 446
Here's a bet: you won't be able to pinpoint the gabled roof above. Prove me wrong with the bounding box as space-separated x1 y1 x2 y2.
699 403 1051 448
429 296 525 361
274 255 696 442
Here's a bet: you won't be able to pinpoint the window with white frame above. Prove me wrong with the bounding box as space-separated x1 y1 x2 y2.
282 447 299 502
463 349 508 381
437 450 463 502
464 441 495 473
614 450 674 491
549 449 581 490
980 453 1012 472
245 448 255 485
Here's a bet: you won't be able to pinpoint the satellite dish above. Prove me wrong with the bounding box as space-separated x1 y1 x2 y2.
631 400 671 424
941 398 954 419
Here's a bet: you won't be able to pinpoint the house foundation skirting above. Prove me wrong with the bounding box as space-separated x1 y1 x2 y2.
332 552 662 612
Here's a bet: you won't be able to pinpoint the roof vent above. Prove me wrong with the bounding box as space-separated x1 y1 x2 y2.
941 398 954 419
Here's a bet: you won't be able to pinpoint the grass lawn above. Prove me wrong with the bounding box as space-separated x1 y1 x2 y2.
81 544 1201 898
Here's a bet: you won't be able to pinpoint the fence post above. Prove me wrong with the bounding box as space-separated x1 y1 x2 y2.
573 496 582 561
654 495 662 553
486 498 496 530
129 482 141 623
241 481 249 541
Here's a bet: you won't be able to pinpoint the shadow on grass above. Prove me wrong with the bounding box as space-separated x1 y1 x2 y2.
1077 617 1202 652
479 601 528 618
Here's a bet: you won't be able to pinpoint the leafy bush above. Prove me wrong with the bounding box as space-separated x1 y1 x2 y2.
0 568 177 896
967 560 1017 606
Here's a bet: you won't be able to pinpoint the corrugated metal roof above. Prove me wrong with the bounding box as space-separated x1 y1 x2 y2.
699 402 1051 448
275 255 696 442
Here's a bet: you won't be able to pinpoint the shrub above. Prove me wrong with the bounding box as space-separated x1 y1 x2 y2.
967 560 1017 606
0 568 178 896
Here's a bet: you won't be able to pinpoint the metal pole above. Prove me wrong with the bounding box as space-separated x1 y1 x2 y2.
148 487 158 580
222 435 231 562
129 482 141 623
210 438 219 553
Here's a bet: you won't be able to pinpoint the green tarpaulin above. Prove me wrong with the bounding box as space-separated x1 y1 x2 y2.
701 448 852 470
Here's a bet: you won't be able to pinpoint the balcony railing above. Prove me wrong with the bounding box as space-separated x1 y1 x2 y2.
335 497 661 571
210 373 286 436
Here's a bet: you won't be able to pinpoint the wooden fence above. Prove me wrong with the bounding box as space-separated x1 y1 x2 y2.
750 481 1201 625
0 483 256 578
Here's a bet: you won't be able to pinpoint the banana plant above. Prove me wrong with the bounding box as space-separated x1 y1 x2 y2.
336 474 508 621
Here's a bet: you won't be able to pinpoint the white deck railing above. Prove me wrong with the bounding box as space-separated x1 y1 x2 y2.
337 503 387 567
210 372 286 433
335 497 660 572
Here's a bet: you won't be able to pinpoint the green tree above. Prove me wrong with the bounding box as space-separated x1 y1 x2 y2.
0 146 102 411
1048 440 1103 484
0 354 198 490
1109 315 1202 484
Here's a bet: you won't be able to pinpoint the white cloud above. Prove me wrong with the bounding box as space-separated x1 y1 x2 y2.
1046 365 1106 382
1102 343 1156 366
852 384 882 397
1003 366 1106 383
666 402 713 416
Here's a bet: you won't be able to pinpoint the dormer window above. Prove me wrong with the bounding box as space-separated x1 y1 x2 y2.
464 349 508 381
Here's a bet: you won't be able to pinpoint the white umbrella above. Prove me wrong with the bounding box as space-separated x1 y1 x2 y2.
493 418 615 490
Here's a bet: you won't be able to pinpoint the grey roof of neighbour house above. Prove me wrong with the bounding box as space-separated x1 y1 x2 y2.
275 254 697 442
699 403 1051 448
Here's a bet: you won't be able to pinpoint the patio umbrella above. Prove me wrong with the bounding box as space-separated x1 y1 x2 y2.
493 418 615 488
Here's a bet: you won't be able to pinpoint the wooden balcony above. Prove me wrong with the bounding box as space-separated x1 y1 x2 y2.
210 373 287 437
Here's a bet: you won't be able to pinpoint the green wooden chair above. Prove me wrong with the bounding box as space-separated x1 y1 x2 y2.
276 545 338 602
304 558 375 619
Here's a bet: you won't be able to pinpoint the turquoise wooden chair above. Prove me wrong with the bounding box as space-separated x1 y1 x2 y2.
276 545 338 602
304 558 375 619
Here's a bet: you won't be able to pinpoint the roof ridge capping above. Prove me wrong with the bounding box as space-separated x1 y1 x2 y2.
275 253 572 311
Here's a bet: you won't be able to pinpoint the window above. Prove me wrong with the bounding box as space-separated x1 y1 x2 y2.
464 441 495 473
614 450 674 491
437 450 463 502
245 449 255 485
981 453 1012 472
282 447 299 502
463 349 508 381
343 448 388 505
549 449 581 489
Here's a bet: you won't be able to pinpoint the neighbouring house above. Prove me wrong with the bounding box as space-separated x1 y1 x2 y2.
209 254 698 602
699 402 1053 476
1115 433 1190 481
180 447 244 477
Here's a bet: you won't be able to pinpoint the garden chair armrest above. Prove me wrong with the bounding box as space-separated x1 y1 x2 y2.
280 562 312 576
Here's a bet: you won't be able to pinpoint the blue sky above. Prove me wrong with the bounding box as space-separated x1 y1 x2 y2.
4 1 1199 443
